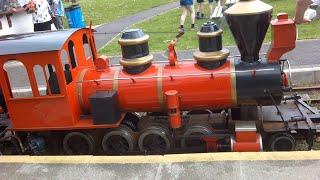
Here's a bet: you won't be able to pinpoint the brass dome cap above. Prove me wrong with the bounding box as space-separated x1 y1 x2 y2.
120 54 153 67
225 0 273 16
193 49 230 62
197 29 223 38
118 34 149 46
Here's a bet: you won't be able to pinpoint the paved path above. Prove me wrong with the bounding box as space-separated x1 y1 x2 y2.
1 152 320 180
109 39 320 68
94 1 179 49
3 161 320 180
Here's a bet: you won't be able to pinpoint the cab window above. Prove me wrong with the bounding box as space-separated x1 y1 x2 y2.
60 50 72 85
33 65 47 96
83 34 93 61
68 41 78 68
45 64 60 94
3 60 32 98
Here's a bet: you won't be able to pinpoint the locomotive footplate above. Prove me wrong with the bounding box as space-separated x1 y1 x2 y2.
260 95 320 150
261 97 320 131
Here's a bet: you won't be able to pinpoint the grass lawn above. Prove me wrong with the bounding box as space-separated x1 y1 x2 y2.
100 0 320 56
63 0 177 26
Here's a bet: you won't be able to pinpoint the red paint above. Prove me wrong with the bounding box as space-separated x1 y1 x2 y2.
232 132 262 152
165 90 181 129
0 29 123 131
282 73 289 87
81 61 234 112
203 136 218 152
168 40 178 66
267 13 296 63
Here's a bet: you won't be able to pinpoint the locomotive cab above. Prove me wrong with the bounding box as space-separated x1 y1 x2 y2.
0 29 120 131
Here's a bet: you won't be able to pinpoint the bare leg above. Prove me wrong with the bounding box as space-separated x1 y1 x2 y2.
200 2 205 14
295 0 312 24
208 2 213 14
220 0 225 6
180 6 188 30
189 5 196 25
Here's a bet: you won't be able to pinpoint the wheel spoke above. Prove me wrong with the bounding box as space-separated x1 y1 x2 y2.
102 127 134 155
142 134 168 153
63 132 94 155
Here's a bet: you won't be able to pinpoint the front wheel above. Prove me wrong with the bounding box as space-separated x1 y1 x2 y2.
265 132 296 151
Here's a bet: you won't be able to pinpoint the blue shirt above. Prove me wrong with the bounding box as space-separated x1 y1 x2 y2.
180 0 193 6
48 0 64 17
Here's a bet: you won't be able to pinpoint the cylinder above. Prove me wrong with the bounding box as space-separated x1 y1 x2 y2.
165 90 181 129
118 29 153 74
79 60 284 114
79 61 235 113
193 22 230 70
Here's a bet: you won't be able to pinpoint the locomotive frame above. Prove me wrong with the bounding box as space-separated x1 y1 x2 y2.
0 0 320 155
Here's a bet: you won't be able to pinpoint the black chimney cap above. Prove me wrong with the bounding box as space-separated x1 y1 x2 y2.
200 22 220 33
121 29 145 39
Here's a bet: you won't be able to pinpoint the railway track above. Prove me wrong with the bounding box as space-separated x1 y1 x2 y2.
290 85 320 105
292 85 320 91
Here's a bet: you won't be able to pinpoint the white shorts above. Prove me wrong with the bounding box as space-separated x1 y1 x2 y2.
181 5 195 12
312 0 320 5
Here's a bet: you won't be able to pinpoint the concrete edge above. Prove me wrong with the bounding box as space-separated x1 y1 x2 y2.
1 151 320 164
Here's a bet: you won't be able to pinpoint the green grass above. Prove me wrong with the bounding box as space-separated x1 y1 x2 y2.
63 0 177 26
100 0 320 56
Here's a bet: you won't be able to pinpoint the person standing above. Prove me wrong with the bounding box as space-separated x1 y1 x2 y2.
0 0 34 35
180 0 195 32
48 0 64 29
295 0 320 24
33 0 52 31
0 0 22 36
2 0 21 13
220 0 225 7
13 0 34 34
196 0 214 19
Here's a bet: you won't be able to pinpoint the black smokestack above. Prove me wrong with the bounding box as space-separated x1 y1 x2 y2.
225 0 273 63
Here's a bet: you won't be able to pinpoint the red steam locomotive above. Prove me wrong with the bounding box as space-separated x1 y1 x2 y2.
0 0 319 155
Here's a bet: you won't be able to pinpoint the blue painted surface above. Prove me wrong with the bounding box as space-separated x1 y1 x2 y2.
65 5 86 28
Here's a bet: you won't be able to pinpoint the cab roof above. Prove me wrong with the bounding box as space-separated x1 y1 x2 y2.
0 29 82 56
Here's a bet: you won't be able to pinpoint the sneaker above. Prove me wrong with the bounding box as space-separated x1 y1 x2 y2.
191 25 197 30
196 12 201 19
179 27 185 33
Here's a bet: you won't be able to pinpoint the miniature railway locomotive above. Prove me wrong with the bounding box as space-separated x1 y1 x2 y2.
0 0 320 155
